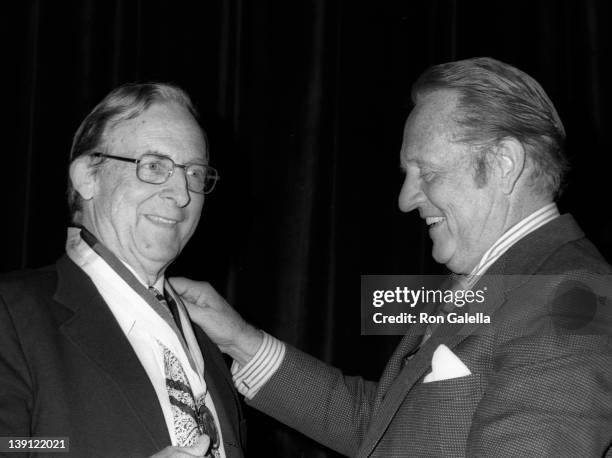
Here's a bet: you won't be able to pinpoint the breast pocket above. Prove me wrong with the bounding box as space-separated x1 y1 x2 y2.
417 373 484 401
405 374 485 457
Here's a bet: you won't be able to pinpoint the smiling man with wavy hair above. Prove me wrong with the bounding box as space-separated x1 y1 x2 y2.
172 58 612 457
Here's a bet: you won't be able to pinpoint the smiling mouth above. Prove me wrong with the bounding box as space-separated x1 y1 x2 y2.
145 215 180 227
425 216 446 229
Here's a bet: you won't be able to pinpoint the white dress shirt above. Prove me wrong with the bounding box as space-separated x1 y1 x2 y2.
66 227 226 455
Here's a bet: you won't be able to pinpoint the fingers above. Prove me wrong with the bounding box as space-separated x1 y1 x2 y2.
182 301 203 315
150 434 211 457
168 278 218 305
191 434 211 456
168 277 206 295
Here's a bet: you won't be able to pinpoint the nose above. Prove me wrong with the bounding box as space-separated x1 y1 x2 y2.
162 168 192 207
398 170 424 213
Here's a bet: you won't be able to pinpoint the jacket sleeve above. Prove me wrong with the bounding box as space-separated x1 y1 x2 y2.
0 294 33 438
247 344 377 457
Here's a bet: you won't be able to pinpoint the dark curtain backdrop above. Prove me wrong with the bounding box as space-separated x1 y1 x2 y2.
5 1 612 456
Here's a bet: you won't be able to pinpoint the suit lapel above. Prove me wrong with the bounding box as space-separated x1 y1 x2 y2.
54 255 170 450
361 273 511 456
359 322 442 457
434 214 588 354
360 215 587 456
372 306 431 412
193 326 244 457
431 270 506 346
364 299 440 455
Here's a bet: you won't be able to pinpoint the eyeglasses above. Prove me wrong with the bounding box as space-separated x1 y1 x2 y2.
91 152 219 194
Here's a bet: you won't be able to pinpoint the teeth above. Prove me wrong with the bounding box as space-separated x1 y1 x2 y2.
149 215 177 225
425 216 445 226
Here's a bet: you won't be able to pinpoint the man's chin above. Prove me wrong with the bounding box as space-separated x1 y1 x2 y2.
136 243 180 267
443 258 471 275
432 249 462 273
431 246 451 266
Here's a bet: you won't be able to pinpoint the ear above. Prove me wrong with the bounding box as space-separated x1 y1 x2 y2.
69 155 97 201
495 138 525 194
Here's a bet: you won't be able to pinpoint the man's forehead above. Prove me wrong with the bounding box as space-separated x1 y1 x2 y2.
107 103 200 135
104 103 207 160
400 90 463 165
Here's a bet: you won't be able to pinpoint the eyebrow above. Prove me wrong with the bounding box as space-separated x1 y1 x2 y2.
143 150 208 166
400 157 435 169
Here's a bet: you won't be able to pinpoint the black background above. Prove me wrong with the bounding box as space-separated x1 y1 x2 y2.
5 1 612 456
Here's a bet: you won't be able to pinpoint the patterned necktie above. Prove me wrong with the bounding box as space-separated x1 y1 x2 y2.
151 290 221 456
157 342 205 446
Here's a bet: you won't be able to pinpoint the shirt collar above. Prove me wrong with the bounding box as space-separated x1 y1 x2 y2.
66 227 165 292
460 202 560 288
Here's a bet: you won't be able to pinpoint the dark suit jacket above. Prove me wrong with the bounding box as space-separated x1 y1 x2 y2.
248 214 612 457
0 255 246 457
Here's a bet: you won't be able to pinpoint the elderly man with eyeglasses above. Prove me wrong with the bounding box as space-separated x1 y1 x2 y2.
0 83 245 457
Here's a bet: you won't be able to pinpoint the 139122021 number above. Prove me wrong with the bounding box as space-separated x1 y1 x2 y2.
7 438 67 449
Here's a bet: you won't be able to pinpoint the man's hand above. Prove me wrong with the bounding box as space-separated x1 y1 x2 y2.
150 434 210 457
169 277 263 365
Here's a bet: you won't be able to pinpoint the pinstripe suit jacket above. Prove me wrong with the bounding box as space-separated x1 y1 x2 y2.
248 215 612 457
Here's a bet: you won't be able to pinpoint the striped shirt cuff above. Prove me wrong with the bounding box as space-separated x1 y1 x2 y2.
231 332 286 399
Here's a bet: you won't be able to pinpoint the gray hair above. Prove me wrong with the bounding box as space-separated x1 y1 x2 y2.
411 57 568 198
68 82 205 221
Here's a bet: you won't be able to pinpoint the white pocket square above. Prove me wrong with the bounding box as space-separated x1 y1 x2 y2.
423 344 471 383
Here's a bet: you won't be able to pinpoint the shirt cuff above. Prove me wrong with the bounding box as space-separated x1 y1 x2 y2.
231 332 286 399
